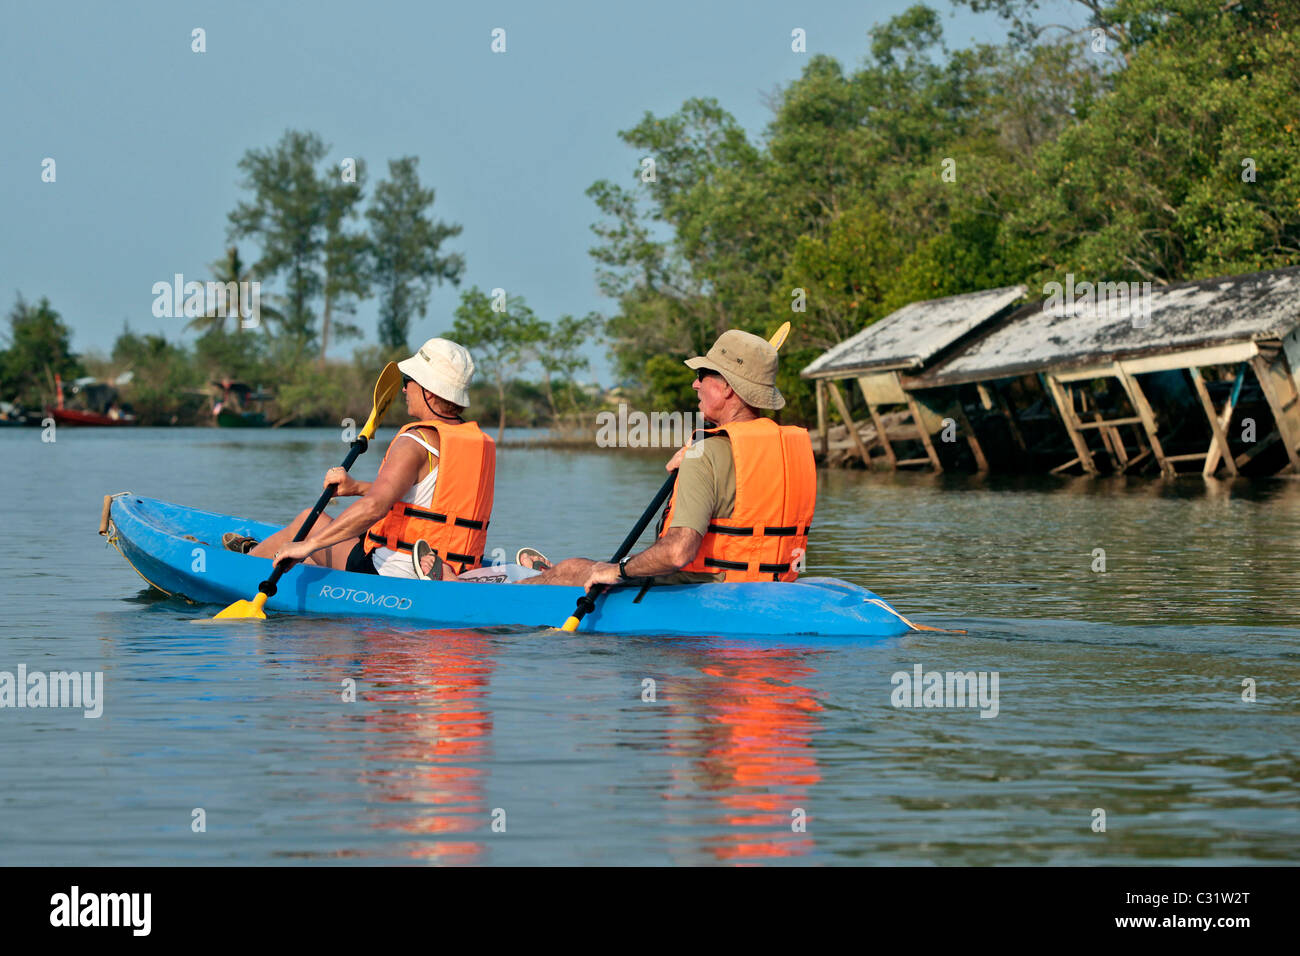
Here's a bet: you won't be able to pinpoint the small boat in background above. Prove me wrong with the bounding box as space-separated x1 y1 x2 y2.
47 375 137 426
212 380 272 428
0 401 36 426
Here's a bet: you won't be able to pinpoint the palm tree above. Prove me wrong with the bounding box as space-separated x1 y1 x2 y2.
187 246 283 336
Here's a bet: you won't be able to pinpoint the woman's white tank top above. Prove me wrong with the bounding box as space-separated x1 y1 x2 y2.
372 431 440 578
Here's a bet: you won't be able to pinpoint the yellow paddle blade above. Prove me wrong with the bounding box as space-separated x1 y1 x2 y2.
560 615 581 632
213 591 268 620
769 322 791 350
359 362 404 442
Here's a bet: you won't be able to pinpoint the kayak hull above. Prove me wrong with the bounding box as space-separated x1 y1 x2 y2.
104 494 915 639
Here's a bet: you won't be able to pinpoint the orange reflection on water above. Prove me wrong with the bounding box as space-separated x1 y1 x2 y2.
357 629 496 862
669 645 824 862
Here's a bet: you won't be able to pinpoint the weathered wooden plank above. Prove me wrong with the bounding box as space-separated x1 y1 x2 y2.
826 379 871 467
1119 341 1258 376
991 384 1028 452
865 402 898 468
1115 363 1175 477
903 391 944 474
858 371 907 406
1118 447 1153 474
1043 374 1098 475
1188 366 1239 477
1249 354 1300 473
952 402 989 473
1235 428 1280 467
1074 416 1144 430
815 378 828 459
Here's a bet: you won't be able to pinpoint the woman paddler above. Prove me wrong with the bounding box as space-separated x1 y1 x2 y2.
222 338 496 578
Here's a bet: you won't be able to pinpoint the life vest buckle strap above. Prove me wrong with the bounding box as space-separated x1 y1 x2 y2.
762 525 798 536
757 562 792 574
703 557 749 571
399 505 449 524
706 524 754 536
452 517 486 530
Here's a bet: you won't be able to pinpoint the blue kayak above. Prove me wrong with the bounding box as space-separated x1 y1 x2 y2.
102 494 919 638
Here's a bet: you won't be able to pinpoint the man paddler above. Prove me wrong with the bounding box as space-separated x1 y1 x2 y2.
523 329 817 591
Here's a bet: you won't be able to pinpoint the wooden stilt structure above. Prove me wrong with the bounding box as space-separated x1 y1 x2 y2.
815 379 828 460
1249 353 1300 473
825 379 871 467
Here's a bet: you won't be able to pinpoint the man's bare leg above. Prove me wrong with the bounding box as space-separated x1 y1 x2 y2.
519 557 599 586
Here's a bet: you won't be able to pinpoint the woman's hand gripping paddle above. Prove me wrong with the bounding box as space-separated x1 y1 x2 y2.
213 362 404 620
558 324 793 632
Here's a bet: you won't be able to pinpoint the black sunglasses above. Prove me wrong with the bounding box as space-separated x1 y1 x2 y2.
695 368 721 382
401 374 415 387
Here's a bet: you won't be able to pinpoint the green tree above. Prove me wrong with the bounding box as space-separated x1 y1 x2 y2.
228 130 330 351
367 157 465 350
188 245 284 337
320 165 370 358
450 287 545 441
537 312 601 416
110 327 193 422
1005 0 1300 285
0 295 84 408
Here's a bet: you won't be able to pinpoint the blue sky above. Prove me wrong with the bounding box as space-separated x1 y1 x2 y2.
1 0 1084 383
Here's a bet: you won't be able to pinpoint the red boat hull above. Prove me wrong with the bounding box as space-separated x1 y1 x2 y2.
47 408 136 426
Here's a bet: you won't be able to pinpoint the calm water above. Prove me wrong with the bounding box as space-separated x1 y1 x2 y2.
2 427 1298 865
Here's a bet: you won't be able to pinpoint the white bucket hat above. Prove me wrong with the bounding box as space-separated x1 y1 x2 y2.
398 338 475 408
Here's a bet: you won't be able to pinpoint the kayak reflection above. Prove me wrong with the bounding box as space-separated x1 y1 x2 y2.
665 644 823 862
355 629 497 862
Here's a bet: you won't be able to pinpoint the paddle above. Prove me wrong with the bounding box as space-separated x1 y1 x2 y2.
559 324 794 632
558 460 687 632
213 362 405 620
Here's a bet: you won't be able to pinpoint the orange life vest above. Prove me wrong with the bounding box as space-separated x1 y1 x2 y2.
364 420 496 572
659 417 816 582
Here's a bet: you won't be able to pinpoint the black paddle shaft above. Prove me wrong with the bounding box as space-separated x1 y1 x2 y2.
259 435 369 597
610 472 678 563
570 428 708 624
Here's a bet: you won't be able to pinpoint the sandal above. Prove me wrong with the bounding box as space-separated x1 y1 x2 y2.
222 532 260 554
515 547 552 571
412 539 444 581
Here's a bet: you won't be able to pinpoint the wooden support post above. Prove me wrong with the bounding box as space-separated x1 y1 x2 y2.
1249 354 1300 473
1188 367 1238 477
990 384 1028 452
815 379 828 460
1204 363 1245 476
1115 363 1175 478
903 391 944 474
952 403 989 473
865 402 898 469
1080 389 1124 469
1118 447 1152 474
1043 374 1098 475
826 379 871 467
1235 429 1280 468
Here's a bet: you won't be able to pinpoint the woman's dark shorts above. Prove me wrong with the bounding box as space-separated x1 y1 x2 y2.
345 536 378 575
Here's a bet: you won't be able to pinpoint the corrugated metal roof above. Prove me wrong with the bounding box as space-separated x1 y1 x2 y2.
914 266 1300 387
801 284 1027 379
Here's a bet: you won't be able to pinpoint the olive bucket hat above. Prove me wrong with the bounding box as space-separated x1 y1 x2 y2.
684 329 785 410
